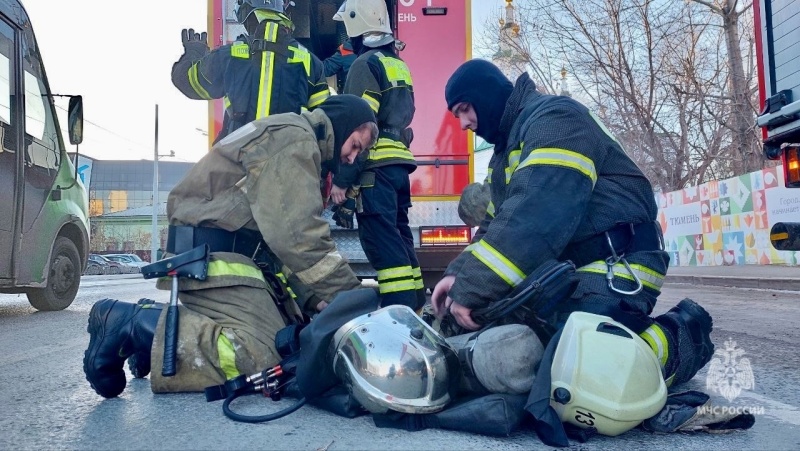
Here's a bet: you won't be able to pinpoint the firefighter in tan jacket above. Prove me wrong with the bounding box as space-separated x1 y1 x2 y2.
83 95 378 398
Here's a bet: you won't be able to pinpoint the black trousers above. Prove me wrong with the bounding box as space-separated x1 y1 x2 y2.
357 165 425 309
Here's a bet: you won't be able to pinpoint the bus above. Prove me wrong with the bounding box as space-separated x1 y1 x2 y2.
0 0 88 311
207 0 473 289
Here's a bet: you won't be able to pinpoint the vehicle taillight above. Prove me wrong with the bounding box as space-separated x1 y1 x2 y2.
419 226 471 246
782 145 800 188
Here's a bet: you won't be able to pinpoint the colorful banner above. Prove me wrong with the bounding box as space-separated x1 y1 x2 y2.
658 165 800 266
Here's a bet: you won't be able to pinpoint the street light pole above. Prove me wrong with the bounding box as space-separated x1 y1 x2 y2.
151 104 176 262
151 104 160 263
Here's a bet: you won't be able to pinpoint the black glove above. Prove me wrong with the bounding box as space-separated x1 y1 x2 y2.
181 28 209 57
333 197 356 229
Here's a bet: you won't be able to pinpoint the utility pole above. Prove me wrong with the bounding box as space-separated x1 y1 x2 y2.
151 104 175 262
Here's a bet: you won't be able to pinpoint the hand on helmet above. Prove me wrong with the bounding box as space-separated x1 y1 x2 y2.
181 28 209 56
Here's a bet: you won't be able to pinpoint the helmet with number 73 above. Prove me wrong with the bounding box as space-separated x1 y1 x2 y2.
550 311 668 436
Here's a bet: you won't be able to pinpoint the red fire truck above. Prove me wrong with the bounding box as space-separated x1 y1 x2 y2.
206 0 474 288
754 0 800 187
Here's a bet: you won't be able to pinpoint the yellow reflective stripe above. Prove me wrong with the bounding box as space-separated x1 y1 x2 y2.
517 148 597 187
223 96 231 109
286 287 297 300
639 324 670 368
231 42 249 59
412 266 423 289
577 261 664 291
308 89 328 108
368 139 414 162
377 265 414 281
287 46 311 76
362 93 380 113
486 201 495 218
256 22 279 119
275 272 297 300
217 333 240 380
207 260 266 282
379 279 417 294
187 64 212 100
504 147 522 184
378 56 413 85
471 240 525 287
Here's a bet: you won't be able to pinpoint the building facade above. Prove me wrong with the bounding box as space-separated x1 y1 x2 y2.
73 156 194 259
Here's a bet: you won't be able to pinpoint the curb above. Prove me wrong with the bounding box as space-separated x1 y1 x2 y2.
666 275 800 291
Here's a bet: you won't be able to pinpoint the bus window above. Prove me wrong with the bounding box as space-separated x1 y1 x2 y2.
22 29 59 171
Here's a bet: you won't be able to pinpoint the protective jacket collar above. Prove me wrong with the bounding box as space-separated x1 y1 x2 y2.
495 73 541 154
302 109 336 164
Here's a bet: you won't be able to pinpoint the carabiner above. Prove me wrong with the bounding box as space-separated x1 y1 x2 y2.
605 257 643 296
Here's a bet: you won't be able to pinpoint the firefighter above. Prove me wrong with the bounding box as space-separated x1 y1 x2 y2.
83 95 378 398
432 59 715 389
323 37 357 94
171 0 330 144
331 0 424 310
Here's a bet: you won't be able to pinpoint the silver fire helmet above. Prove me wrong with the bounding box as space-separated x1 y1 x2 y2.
330 305 460 414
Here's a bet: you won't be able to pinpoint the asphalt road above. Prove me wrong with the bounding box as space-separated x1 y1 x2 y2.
0 275 799 450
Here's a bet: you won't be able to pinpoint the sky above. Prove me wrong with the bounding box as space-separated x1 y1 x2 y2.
24 0 501 163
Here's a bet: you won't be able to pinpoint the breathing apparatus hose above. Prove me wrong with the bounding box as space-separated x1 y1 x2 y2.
222 392 307 423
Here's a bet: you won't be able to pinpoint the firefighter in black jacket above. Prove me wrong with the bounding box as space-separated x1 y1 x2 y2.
323 38 357 94
432 59 715 389
331 0 424 310
171 0 330 144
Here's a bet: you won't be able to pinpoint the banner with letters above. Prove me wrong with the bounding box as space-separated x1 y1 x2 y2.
657 165 800 266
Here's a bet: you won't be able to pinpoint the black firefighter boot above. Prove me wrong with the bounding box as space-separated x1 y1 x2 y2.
83 298 162 398
640 298 715 387
127 298 163 379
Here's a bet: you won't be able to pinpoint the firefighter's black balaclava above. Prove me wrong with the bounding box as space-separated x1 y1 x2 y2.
317 94 377 162
445 59 513 145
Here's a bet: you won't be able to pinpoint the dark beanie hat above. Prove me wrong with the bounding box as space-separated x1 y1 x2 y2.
317 94 377 160
445 59 513 145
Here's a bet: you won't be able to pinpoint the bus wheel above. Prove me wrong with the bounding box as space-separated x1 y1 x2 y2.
27 237 81 311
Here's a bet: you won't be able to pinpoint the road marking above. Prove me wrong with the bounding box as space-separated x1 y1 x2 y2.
736 391 800 426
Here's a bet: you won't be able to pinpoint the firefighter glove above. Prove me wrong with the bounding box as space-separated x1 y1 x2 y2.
333 197 356 229
181 28 209 56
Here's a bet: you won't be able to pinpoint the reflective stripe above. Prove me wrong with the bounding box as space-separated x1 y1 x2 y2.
362 93 380 113
470 240 525 287
486 201 495 218
231 42 249 59
379 279 417 294
368 138 414 162
308 89 328 108
207 260 266 282
577 261 664 291
287 46 311 77
223 96 231 109
255 22 279 119
377 265 414 281
639 323 670 368
504 146 522 184
187 64 212 100
378 56 413 86
412 266 423 290
217 333 240 380
276 272 297 300
516 147 597 187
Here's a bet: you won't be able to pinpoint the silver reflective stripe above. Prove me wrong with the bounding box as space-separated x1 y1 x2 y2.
577 261 664 291
470 240 525 287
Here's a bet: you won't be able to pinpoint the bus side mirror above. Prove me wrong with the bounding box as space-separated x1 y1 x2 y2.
67 95 83 145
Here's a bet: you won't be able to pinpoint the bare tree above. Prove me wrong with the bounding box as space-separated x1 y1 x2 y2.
475 0 761 191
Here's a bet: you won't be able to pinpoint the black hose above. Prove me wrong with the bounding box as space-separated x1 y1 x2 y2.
222 392 307 423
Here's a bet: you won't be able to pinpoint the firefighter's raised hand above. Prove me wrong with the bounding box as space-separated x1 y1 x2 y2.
181 28 209 56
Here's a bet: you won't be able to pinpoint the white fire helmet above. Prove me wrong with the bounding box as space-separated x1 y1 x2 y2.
550 311 667 437
330 305 460 414
332 0 393 39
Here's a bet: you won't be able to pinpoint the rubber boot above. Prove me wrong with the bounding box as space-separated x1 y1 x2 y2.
127 298 163 379
641 298 714 387
83 298 162 398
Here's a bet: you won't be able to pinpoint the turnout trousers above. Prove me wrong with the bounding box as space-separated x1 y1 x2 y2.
150 252 286 393
357 165 425 309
